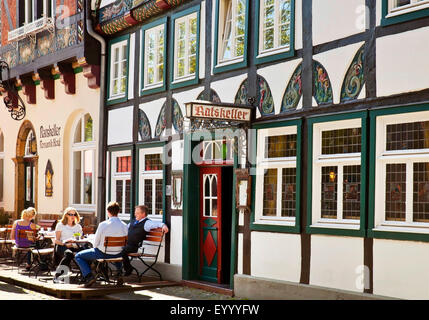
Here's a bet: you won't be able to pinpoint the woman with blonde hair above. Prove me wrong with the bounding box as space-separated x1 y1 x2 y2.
10 207 38 270
53 207 84 282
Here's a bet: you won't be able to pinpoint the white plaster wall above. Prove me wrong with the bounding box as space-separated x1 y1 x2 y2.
310 235 364 292
211 74 248 103
139 98 166 139
171 140 184 172
128 32 135 100
173 87 204 124
238 233 243 274
376 0 382 27
107 106 133 145
0 73 100 215
170 215 183 265
377 27 429 97
251 232 301 282
373 239 429 300
257 59 302 115
313 42 365 106
295 0 303 50
199 1 206 80
313 0 366 46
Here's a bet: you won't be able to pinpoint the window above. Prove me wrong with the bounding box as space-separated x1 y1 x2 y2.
108 37 129 101
19 0 54 27
255 126 297 225
257 0 293 59
71 114 96 209
139 147 163 220
0 131 4 205
111 151 132 220
382 0 429 25
374 111 429 233
311 119 362 229
142 20 166 93
214 0 248 72
171 7 200 88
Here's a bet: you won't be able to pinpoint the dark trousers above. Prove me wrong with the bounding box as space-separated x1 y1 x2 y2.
55 245 82 269
121 245 139 272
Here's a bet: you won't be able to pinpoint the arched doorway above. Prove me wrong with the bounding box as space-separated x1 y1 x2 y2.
13 121 38 219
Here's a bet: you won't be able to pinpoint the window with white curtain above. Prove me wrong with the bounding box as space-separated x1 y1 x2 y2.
109 39 128 99
71 114 96 209
143 24 165 90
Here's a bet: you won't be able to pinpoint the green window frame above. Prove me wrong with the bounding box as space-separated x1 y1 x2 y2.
254 0 295 65
307 111 368 237
213 0 250 74
108 145 134 222
107 34 130 106
251 119 302 233
381 0 429 26
136 142 168 224
368 103 429 242
141 17 168 96
169 5 201 90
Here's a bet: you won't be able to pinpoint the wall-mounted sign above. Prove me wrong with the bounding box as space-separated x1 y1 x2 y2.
45 160 54 197
185 101 252 122
40 124 61 149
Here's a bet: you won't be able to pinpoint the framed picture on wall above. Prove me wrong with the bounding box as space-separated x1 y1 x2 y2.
172 171 183 207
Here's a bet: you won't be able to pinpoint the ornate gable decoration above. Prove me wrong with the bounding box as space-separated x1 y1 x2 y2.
341 45 365 103
45 160 54 197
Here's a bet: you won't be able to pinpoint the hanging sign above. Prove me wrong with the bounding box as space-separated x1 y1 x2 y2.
185 101 252 122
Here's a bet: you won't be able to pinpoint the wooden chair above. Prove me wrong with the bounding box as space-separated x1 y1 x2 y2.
11 229 35 273
37 220 57 231
127 228 164 281
94 236 127 285
0 228 13 258
25 231 55 279
82 226 95 235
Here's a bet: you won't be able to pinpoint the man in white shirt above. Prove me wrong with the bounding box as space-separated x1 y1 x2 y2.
75 202 128 287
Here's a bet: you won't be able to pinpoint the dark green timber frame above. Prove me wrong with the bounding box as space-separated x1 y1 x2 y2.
182 131 239 289
107 141 167 223
135 141 168 224
169 4 201 90
381 0 429 26
306 111 368 238
106 34 131 106
368 103 429 242
250 118 302 233
253 0 296 65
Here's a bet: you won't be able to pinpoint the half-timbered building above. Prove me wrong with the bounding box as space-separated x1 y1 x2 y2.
94 0 429 299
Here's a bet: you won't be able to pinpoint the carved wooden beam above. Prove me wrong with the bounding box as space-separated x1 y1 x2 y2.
155 0 171 10
59 64 76 95
38 69 55 100
74 57 101 89
21 76 37 105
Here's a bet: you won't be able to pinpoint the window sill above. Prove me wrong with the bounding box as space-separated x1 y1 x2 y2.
311 220 360 230
108 94 126 101
257 46 291 59
172 75 196 84
253 218 296 227
387 1 429 18
374 222 429 235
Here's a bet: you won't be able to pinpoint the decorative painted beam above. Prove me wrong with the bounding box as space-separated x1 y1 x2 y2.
73 57 101 89
59 64 76 95
22 84 36 105
38 69 55 100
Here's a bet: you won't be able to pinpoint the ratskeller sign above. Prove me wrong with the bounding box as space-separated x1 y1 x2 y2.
185 101 252 122
40 124 61 149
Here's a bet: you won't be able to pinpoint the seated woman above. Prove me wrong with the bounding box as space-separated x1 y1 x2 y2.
10 207 38 270
53 207 85 281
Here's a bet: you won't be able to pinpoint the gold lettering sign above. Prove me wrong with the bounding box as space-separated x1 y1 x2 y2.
186 102 252 122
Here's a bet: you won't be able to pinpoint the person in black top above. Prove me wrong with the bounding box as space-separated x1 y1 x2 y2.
122 205 169 276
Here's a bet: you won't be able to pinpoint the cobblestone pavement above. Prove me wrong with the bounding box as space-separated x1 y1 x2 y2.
104 285 242 300
0 281 59 300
